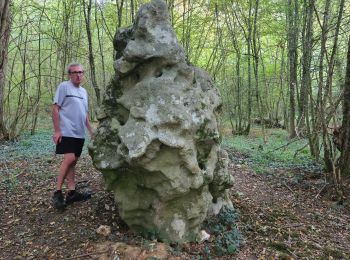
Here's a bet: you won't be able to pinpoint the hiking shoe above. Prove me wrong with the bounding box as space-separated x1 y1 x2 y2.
52 190 65 210
66 190 92 205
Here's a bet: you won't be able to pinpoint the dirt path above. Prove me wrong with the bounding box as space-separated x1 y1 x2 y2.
1 154 350 259
230 157 350 259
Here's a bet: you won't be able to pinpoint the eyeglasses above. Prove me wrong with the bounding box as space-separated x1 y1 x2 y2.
69 71 84 75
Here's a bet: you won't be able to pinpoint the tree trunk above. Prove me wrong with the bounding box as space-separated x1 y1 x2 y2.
252 0 266 141
83 0 101 105
223 8 246 134
116 0 124 29
299 0 313 137
316 0 333 171
287 0 298 138
300 0 320 159
338 37 350 176
324 0 345 106
0 0 11 139
31 4 46 135
244 0 253 135
94 0 106 89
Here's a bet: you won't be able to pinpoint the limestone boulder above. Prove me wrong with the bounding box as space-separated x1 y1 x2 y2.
89 0 233 243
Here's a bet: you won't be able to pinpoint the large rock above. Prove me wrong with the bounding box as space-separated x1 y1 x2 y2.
89 0 233 243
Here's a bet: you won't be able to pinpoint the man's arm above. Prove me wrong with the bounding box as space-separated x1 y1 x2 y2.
52 104 62 144
86 114 93 138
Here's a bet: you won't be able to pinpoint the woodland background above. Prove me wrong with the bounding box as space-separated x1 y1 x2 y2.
0 0 350 194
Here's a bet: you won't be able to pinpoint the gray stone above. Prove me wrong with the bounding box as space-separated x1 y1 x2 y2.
89 0 233 243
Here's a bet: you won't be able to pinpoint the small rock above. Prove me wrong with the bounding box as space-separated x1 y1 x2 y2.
198 230 210 243
96 225 111 236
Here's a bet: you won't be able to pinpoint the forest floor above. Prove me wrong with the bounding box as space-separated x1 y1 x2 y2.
1 133 350 259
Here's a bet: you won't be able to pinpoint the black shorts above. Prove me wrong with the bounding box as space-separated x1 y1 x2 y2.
56 136 85 157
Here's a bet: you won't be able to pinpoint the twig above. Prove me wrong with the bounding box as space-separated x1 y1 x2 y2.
282 181 295 194
64 250 109 260
332 245 350 252
14 168 26 178
293 143 308 159
284 223 303 228
307 237 323 249
314 183 328 200
266 137 302 154
286 248 299 259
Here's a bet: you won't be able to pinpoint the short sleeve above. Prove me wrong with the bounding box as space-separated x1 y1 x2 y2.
53 83 66 107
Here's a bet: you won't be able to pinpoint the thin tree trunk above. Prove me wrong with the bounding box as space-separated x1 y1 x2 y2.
31 3 46 135
244 0 253 135
299 0 313 137
0 0 11 139
116 0 124 28
337 36 350 177
83 0 101 105
252 0 266 141
223 9 245 134
299 0 319 159
287 0 298 138
94 0 106 89
324 0 345 109
315 0 332 171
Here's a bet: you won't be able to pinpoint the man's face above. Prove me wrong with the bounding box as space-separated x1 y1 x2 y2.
68 65 84 86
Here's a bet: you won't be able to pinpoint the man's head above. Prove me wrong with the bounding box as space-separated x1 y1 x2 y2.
67 62 84 87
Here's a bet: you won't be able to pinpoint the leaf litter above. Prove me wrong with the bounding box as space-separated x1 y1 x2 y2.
0 134 350 259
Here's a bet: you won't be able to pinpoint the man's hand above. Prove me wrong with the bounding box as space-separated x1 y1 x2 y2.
88 129 94 139
86 114 94 139
52 104 61 144
53 131 62 144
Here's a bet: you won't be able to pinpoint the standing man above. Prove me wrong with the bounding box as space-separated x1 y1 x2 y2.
52 62 93 210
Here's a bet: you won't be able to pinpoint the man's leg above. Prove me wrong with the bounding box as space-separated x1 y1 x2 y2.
66 158 78 191
52 153 77 210
65 155 92 204
56 153 77 191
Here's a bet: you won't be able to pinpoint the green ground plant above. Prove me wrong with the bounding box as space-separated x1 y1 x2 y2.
2 171 20 191
202 206 242 257
222 127 323 174
0 129 90 163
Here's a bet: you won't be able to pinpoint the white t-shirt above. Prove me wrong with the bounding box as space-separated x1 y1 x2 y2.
53 80 89 138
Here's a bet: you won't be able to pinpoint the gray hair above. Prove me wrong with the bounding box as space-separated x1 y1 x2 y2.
66 62 84 73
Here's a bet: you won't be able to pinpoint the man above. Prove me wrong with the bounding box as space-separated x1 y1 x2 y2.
52 62 93 210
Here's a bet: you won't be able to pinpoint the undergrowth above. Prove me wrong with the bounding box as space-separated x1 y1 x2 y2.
202 206 242 257
0 129 90 190
0 129 90 162
222 128 323 174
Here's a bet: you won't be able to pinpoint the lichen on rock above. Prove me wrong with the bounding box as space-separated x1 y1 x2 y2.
89 0 233 243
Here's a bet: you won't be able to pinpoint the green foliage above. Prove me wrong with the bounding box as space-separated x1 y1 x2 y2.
169 242 182 256
0 129 90 162
202 206 242 257
1 173 20 191
141 239 157 252
201 245 211 259
0 130 54 161
214 229 242 256
223 128 323 173
205 206 239 234
141 229 160 241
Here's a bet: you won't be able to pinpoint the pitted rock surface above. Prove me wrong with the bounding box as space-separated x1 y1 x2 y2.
89 0 233 243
